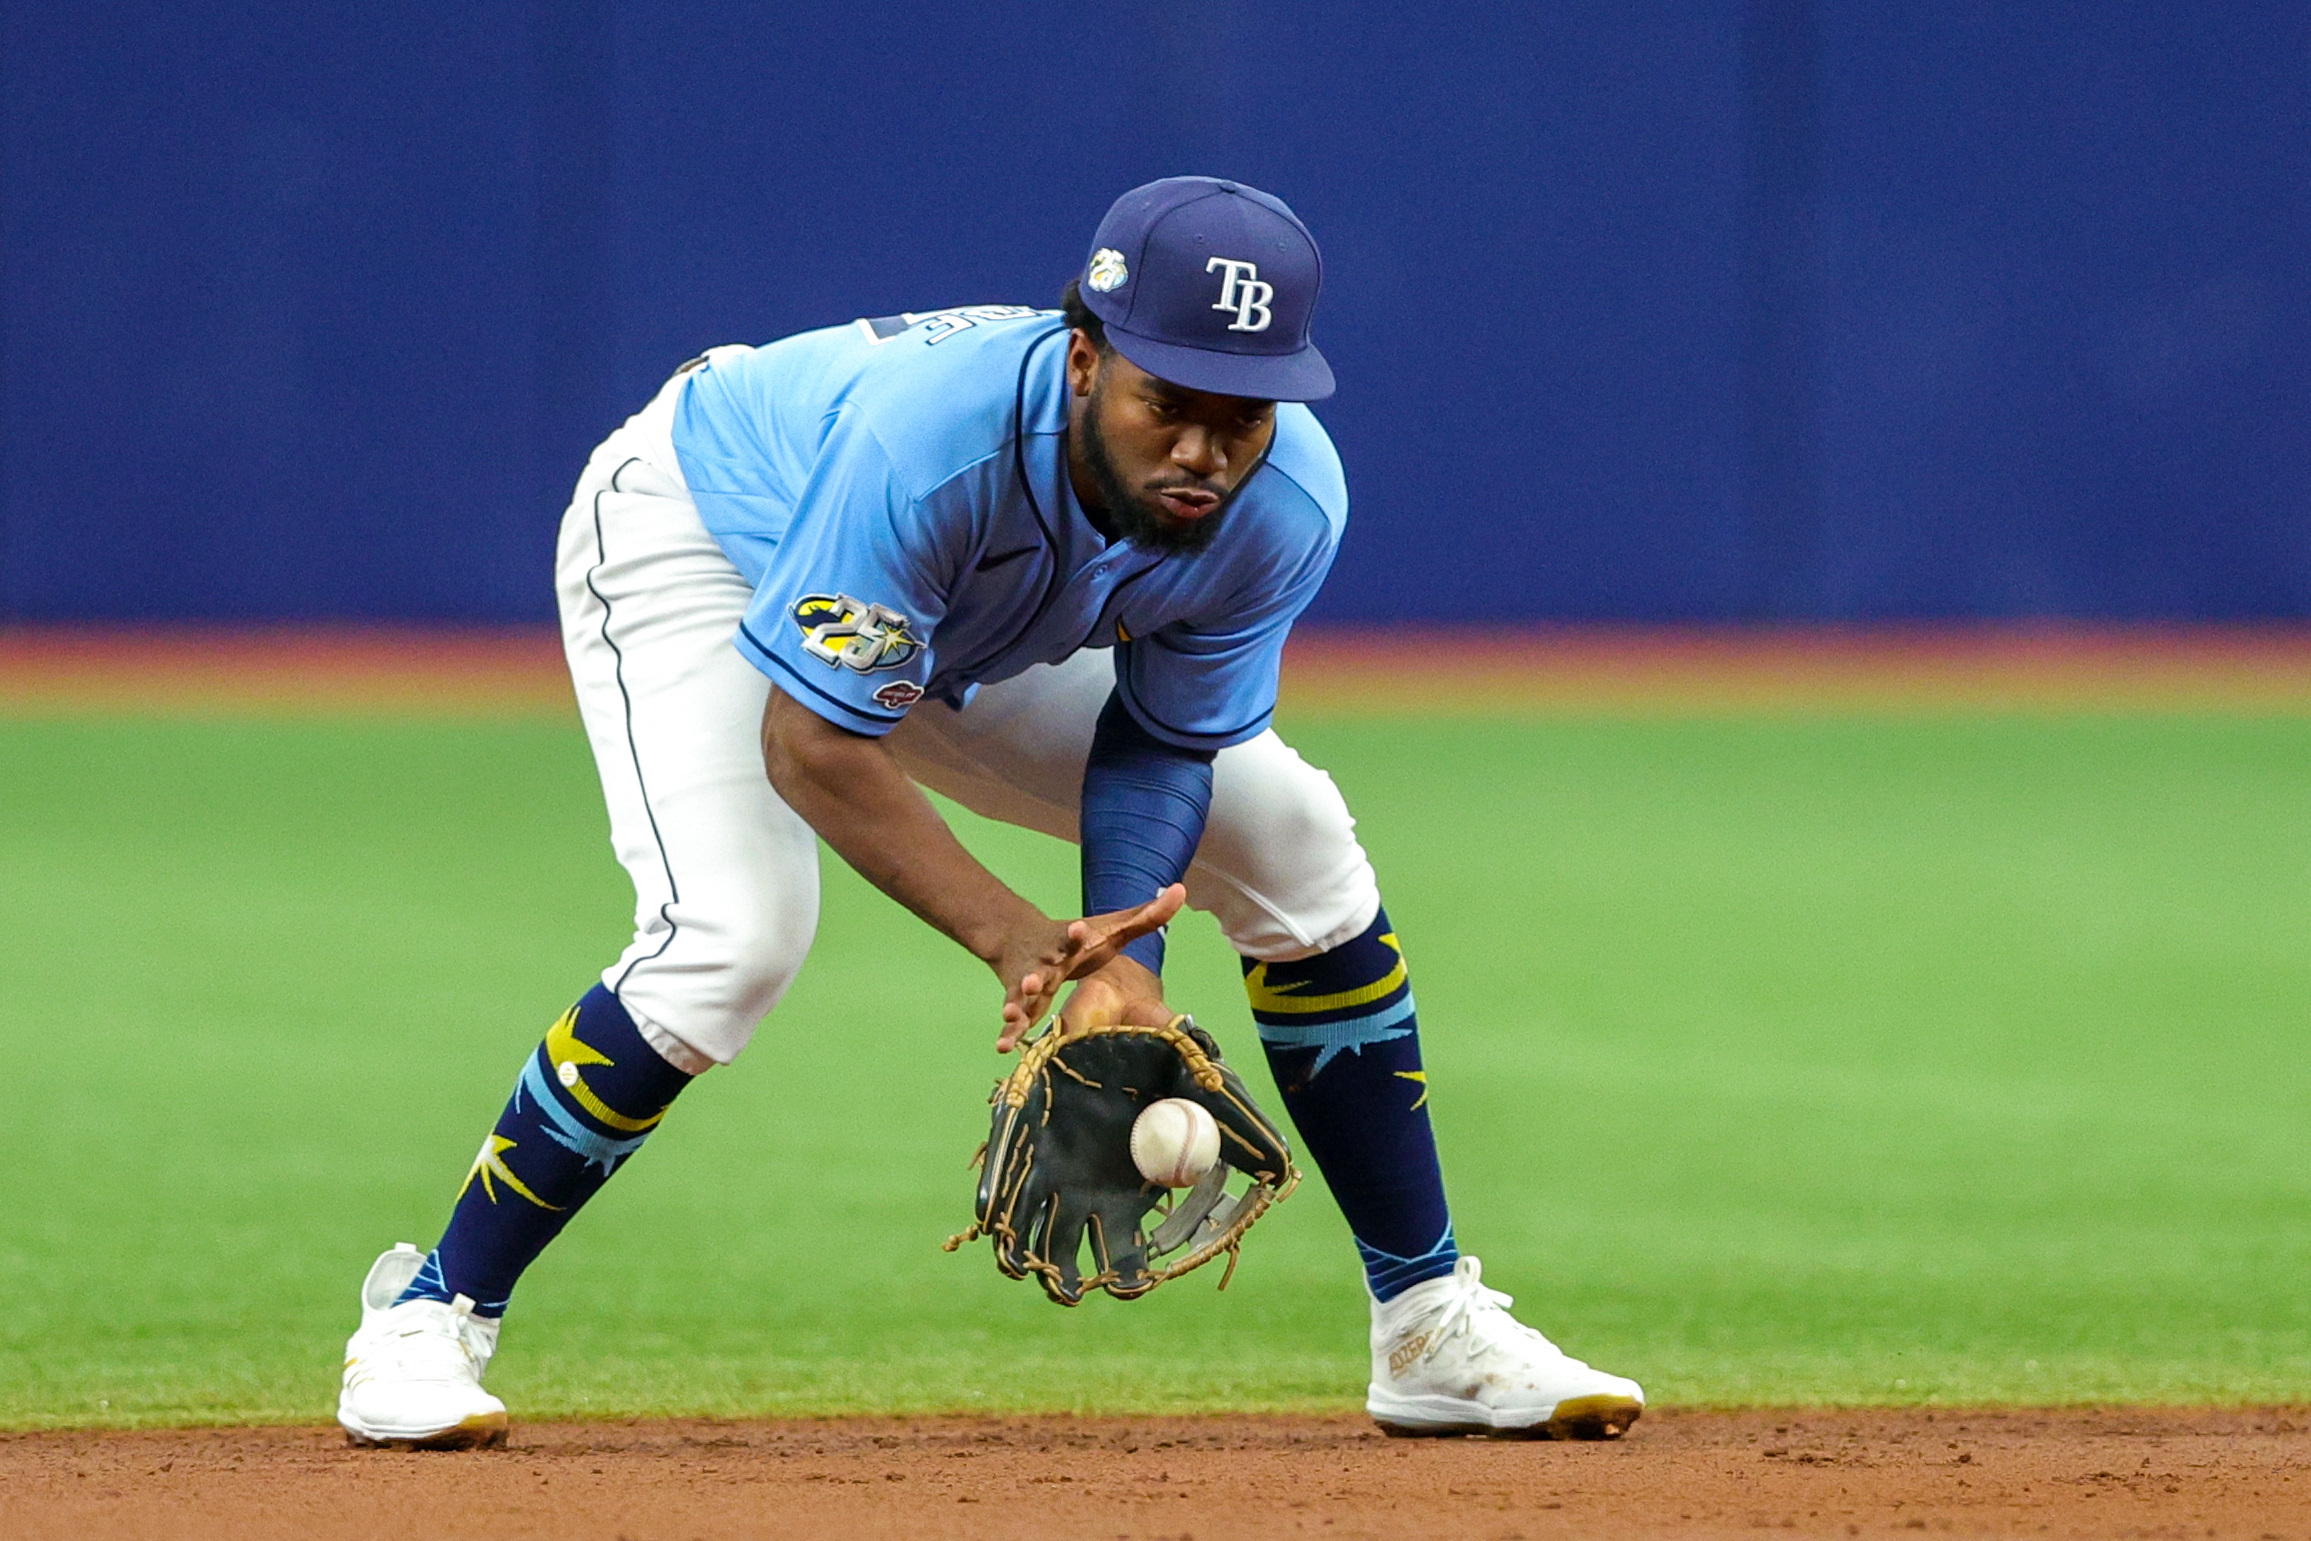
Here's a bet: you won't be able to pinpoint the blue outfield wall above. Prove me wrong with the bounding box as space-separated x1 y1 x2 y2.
1 3 2304 625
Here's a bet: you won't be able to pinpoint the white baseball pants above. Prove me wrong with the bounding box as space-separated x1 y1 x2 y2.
555 369 1381 1068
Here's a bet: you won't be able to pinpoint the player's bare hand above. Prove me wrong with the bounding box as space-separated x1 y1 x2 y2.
995 884 1184 1051
1056 955 1170 1038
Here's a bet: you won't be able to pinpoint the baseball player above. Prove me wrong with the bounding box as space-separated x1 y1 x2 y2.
337 177 1644 1446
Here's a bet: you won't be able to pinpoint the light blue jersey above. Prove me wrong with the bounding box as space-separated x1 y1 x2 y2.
669 306 1347 750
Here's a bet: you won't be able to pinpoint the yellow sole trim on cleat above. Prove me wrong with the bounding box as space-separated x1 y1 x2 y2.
1373 1396 1643 1441
1537 1394 1643 1441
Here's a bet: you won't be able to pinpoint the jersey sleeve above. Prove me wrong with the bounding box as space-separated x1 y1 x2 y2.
1112 537 1336 752
732 413 961 735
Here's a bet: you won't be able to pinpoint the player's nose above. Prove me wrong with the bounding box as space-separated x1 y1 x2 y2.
1170 427 1226 477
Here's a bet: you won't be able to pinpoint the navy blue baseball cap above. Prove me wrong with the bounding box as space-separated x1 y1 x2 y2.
1078 176 1334 402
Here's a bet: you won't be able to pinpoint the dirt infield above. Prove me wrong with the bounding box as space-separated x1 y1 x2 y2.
7 624 2311 715
2 1409 2302 1540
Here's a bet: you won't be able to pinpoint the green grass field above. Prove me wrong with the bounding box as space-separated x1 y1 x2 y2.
2 707 2306 1427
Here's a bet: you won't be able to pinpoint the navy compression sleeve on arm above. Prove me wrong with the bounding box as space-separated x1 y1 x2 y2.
1080 690 1216 974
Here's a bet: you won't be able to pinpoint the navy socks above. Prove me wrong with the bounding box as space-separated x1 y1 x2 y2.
398 985 694 1316
1244 907 1458 1301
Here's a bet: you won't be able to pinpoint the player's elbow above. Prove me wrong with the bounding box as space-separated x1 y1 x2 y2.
760 687 868 802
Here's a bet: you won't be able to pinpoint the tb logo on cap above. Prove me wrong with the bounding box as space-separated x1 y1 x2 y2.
1206 257 1274 333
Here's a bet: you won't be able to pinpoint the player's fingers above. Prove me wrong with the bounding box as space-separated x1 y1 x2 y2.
1066 884 1186 977
1105 884 1185 940
996 999 1029 1052
1044 925 1105 985
998 965 1053 1051
1145 883 1187 927
1006 966 1068 1043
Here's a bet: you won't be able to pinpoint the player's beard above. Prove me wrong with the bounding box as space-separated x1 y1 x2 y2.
1080 377 1236 555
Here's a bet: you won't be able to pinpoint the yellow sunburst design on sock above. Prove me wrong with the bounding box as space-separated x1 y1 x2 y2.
544 1004 668 1134
1393 1069 1429 1110
458 1134 563 1210
1245 932 1408 1014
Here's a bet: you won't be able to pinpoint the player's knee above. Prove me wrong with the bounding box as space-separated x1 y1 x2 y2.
698 901 815 1020
1198 746 1379 959
617 887 817 1063
1266 759 1358 855
1245 842 1380 960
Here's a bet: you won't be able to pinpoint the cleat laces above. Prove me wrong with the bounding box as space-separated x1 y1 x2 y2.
353 1297 488 1386
1412 1257 1574 1372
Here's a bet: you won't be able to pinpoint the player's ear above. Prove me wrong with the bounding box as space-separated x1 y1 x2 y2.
1065 329 1103 397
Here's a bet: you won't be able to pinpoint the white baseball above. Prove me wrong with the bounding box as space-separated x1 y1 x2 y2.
1131 1097 1222 1188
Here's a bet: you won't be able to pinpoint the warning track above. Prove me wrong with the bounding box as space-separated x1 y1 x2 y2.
6 624 2311 716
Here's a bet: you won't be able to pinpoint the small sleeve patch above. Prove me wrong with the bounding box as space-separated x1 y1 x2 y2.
872 680 925 709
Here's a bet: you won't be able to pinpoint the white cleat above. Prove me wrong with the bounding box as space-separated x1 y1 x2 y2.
1366 1255 1644 1439
337 1242 508 1449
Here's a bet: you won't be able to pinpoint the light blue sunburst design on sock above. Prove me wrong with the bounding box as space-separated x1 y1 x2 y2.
1249 994 1417 1075
516 1053 653 1174
1245 928 1417 1075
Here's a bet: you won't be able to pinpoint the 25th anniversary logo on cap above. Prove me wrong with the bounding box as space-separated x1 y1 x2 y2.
1087 248 1129 292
